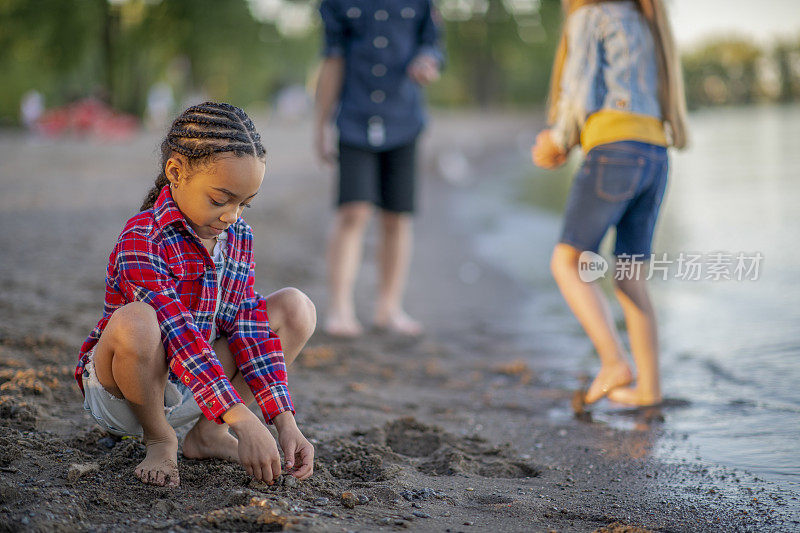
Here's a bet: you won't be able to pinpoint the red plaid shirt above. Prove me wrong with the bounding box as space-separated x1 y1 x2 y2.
76 186 294 423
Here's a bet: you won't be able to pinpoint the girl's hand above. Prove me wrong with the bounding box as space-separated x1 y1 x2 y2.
274 412 315 480
532 130 568 169
225 405 282 483
407 54 440 86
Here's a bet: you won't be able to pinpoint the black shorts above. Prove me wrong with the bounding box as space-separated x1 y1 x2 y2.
337 140 417 213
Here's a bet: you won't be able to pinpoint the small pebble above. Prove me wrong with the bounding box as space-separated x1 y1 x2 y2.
98 437 116 449
356 494 369 505
413 511 431 518
67 462 99 482
313 497 329 506
283 476 297 488
341 492 357 509
465 487 474 492
464 521 474 526
411 502 423 509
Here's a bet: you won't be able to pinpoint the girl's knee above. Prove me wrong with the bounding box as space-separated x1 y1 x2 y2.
106 302 161 358
271 288 317 337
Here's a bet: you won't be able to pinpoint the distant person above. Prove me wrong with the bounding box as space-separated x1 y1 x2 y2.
532 0 688 406
315 0 444 337
20 89 44 131
76 102 316 487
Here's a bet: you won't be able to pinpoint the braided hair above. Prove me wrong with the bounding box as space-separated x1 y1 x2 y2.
140 101 266 211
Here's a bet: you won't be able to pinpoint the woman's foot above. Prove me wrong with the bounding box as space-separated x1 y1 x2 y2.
135 433 180 487
374 308 423 337
182 420 239 462
324 313 364 338
584 361 633 404
607 386 662 407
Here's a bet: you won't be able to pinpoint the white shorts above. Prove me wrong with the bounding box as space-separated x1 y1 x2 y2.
82 348 203 437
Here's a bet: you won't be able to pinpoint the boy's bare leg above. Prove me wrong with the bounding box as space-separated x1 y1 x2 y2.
326 202 372 337
184 288 316 460
92 302 179 487
607 276 662 406
374 211 422 335
550 244 632 403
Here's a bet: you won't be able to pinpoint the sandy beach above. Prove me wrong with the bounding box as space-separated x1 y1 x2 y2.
0 110 796 532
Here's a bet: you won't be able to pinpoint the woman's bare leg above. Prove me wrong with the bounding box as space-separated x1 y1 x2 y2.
550 244 632 403
607 276 662 406
92 302 179 487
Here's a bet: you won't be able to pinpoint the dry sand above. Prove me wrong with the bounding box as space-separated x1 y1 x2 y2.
0 111 794 532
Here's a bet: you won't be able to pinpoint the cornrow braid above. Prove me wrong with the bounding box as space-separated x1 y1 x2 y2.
140 101 266 211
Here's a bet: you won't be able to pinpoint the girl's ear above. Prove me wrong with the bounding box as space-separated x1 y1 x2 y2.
164 155 186 187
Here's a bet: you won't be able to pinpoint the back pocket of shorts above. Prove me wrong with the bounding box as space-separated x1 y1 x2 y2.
595 156 646 202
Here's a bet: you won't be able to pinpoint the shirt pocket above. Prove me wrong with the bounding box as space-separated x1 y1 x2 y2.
166 257 205 281
594 155 646 202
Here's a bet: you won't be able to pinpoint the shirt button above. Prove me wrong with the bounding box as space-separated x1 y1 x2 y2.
370 90 386 104
401 7 416 19
346 7 361 18
374 9 388 20
373 36 388 49
371 63 387 77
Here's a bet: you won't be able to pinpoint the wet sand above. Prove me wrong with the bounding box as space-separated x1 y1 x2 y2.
0 111 795 532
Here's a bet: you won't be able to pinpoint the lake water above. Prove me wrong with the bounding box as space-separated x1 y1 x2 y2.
453 104 800 506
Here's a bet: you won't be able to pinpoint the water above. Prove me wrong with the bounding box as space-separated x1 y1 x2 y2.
453 104 800 502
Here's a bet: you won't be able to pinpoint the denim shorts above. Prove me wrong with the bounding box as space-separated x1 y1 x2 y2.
82 348 202 437
560 141 668 256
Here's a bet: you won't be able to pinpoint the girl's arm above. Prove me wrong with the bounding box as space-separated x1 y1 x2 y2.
549 7 602 151
226 258 294 425
114 230 242 424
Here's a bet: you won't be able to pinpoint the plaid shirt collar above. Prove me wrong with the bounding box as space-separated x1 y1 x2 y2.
153 185 198 238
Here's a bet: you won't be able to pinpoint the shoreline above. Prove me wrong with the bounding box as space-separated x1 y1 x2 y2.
0 111 796 531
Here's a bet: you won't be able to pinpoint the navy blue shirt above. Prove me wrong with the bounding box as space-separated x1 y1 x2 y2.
320 0 444 151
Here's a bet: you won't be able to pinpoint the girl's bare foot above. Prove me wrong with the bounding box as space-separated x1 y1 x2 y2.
374 308 423 336
607 386 662 406
135 434 180 487
182 420 239 462
324 314 363 338
584 361 633 404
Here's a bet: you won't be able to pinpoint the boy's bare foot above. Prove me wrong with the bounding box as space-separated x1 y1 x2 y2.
135 434 180 487
374 309 423 337
324 314 363 338
607 386 662 406
584 361 633 404
182 420 239 462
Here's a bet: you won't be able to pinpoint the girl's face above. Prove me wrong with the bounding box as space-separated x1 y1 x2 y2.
165 154 265 241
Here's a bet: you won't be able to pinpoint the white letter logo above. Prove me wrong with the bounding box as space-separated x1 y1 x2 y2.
578 251 608 282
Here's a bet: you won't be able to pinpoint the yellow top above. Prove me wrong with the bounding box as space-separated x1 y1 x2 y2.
580 109 667 153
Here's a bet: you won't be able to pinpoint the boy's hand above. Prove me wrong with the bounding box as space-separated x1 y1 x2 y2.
532 129 568 169
273 412 315 480
224 404 282 484
314 121 337 167
407 54 440 86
